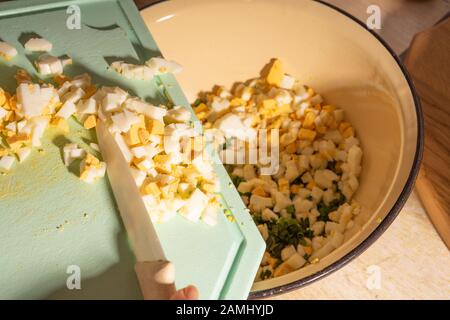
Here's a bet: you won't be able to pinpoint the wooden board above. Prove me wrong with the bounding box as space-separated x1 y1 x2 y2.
404 18 450 249
325 0 450 54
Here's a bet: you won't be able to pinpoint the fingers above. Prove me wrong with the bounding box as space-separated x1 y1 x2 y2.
170 285 199 300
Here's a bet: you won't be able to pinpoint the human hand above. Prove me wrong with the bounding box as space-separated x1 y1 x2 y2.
170 285 199 300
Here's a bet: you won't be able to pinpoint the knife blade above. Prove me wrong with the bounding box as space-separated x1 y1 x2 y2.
96 120 176 299
96 119 165 262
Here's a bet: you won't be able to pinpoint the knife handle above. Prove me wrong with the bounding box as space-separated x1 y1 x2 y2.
135 261 176 300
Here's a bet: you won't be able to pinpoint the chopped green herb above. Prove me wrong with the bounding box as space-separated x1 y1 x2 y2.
317 202 330 222
260 269 272 280
231 175 246 187
193 98 203 106
326 160 337 172
286 205 295 215
291 176 302 185
298 237 307 246
317 193 347 222
252 213 264 225
299 217 310 229
329 193 347 209
304 229 314 239
264 217 312 260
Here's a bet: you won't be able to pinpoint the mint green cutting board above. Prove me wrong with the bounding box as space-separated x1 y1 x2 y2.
0 0 265 299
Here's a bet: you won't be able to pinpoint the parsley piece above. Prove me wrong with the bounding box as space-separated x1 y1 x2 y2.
291 176 302 185
286 205 295 215
304 229 314 239
317 193 347 222
260 269 272 280
264 217 312 260
231 175 246 187
326 160 337 171
253 213 264 225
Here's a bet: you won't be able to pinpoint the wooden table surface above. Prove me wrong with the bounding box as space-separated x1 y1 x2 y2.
136 0 450 299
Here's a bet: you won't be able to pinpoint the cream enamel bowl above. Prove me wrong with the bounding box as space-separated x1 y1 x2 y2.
141 0 423 298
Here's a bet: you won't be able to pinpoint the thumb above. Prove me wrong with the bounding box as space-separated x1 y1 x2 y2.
170 285 199 300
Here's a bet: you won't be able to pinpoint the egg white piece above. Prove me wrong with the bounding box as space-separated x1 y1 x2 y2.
201 206 219 226
35 54 64 75
110 109 140 133
130 167 147 187
76 98 97 114
79 161 106 184
165 106 191 123
124 98 167 121
16 147 32 163
279 74 295 90
179 188 209 222
0 41 18 59
214 113 256 140
0 155 16 171
56 101 77 119
102 92 127 113
0 106 8 120
63 143 85 166
17 83 58 118
69 74 91 89
89 143 100 152
17 120 28 133
29 116 49 147
146 57 182 75
24 38 53 52
110 61 154 80
5 121 17 133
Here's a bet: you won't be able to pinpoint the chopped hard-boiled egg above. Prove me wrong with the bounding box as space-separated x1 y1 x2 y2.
16 147 32 163
30 116 50 147
165 106 191 124
0 155 16 171
193 59 363 279
24 38 53 52
110 57 182 81
110 61 154 80
79 153 106 183
63 143 86 166
35 54 71 75
145 57 182 75
263 59 283 86
1 56 220 227
0 41 18 60
89 143 100 152
56 101 77 119
178 188 209 222
17 83 59 118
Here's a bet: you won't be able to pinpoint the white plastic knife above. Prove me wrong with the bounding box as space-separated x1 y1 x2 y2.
96 119 176 300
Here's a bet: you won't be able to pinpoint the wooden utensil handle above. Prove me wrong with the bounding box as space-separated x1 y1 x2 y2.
135 261 176 300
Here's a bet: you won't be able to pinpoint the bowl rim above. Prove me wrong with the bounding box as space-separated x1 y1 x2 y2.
140 0 424 299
